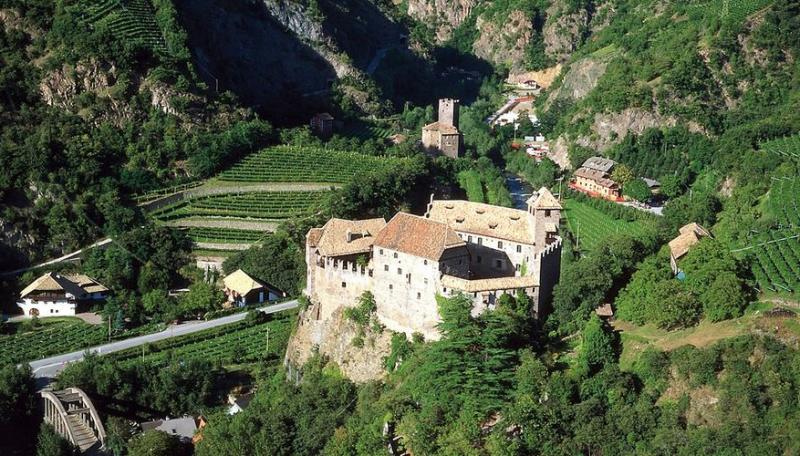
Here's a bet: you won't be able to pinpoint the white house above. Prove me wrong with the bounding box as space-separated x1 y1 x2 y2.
17 272 109 318
222 269 284 307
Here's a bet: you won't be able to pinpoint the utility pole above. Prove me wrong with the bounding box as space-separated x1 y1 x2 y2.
108 316 111 343
265 327 270 359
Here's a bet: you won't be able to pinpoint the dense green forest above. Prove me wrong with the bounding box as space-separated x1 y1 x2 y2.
2 0 800 455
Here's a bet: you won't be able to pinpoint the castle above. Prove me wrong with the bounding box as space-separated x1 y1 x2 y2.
422 99 462 158
304 188 563 340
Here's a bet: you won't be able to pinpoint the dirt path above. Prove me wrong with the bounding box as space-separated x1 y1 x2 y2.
167 218 279 232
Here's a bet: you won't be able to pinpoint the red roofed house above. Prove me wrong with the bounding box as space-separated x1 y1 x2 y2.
570 156 622 200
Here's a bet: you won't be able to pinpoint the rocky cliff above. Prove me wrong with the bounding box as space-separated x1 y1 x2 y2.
472 9 532 70
402 0 478 43
285 302 392 383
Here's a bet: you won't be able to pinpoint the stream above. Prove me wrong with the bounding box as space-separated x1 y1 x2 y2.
505 173 534 210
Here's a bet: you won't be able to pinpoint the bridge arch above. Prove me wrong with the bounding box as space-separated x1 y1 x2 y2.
41 387 106 453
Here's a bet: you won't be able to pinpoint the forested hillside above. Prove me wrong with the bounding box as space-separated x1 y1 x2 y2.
2 1 800 455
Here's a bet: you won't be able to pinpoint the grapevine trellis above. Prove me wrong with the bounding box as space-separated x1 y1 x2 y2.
182 227 269 244
0 322 107 366
563 200 656 252
739 169 800 294
110 313 294 367
77 0 167 52
217 145 408 183
153 191 329 222
687 0 774 24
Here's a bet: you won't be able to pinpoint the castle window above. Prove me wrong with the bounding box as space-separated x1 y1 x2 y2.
341 282 347 288
443 287 447 293
393 252 398 259
516 245 522 253
516 264 521 271
424 278 428 285
380 249 384 255
389 284 393 290
545 209 552 217
498 241 503 249
478 237 483 246
397 268 402 275
417 292 421 299
468 235 473 243
384 265 389 271
424 259 428 265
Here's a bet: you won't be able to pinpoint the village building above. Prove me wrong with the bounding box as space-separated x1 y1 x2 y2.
668 222 712 275
17 272 108 318
571 156 622 200
524 134 549 161
222 269 284 307
304 188 563 340
642 177 662 195
141 416 206 445
422 99 462 158
310 112 334 138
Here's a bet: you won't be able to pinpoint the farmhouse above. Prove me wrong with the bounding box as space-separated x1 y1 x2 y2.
222 269 285 307
17 272 108 317
422 99 462 158
669 222 712 274
571 156 622 200
305 189 563 340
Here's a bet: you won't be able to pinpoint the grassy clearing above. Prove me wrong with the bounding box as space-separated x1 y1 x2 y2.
615 301 800 370
562 199 656 252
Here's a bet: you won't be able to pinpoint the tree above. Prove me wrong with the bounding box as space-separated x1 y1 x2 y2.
623 178 652 202
127 430 189 456
223 231 305 296
647 281 701 330
611 164 635 186
701 272 746 322
36 423 77 456
0 365 38 454
577 314 617 376
179 281 223 316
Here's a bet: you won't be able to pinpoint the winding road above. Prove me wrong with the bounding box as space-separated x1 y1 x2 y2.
29 300 298 388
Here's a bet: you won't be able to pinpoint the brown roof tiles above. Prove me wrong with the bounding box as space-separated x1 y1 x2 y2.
374 212 465 261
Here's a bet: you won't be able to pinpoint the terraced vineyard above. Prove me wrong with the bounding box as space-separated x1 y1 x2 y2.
78 0 166 52
762 135 800 162
111 311 295 367
218 145 405 183
688 0 774 24
563 199 657 252
0 321 107 365
154 191 328 221
745 173 800 295
181 227 268 244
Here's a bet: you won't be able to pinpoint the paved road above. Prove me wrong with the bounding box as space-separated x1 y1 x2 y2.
29 300 298 387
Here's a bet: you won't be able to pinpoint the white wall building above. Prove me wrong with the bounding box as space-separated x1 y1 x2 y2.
305 189 562 340
17 273 108 318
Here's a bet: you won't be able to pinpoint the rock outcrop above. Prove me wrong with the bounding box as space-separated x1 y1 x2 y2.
545 52 612 108
403 0 478 43
472 10 532 71
285 302 392 383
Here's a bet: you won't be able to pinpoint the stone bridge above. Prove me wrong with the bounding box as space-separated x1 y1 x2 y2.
41 388 106 453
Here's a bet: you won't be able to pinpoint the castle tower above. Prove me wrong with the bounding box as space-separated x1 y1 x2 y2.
438 99 460 128
526 187 562 249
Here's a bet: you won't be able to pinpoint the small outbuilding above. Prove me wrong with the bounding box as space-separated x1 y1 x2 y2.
222 269 285 307
668 223 712 274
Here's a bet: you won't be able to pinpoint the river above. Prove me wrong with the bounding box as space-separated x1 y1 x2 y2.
505 173 534 210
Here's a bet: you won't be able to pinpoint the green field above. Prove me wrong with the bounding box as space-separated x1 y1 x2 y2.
218 145 406 183
110 311 296 367
563 199 656 252
153 191 328 221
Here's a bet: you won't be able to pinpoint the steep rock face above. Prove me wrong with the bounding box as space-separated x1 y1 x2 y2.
403 0 478 42
578 108 681 152
543 6 589 63
545 53 611 108
262 0 326 44
472 10 532 71
285 303 392 383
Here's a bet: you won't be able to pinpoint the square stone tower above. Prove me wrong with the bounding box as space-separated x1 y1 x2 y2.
438 99 460 128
